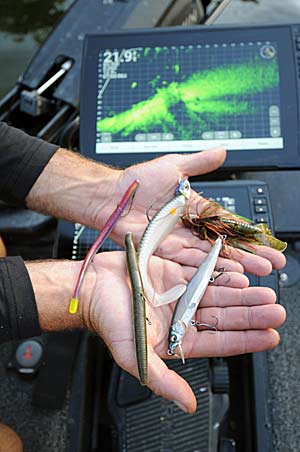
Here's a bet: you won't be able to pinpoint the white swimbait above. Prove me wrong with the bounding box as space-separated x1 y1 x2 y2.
167 237 222 362
138 179 190 307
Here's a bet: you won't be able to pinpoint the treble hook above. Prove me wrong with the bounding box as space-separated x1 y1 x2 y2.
209 267 225 283
191 315 218 332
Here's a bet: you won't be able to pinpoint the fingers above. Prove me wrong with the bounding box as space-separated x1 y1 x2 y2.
156 226 285 276
254 245 286 270
156 228 244 273
169 246 244 273
182 266 250 289
200 286 277 308
110 335 197 414
188 329 281 358
147 351 197 413
224 246 286 275
177 148 227 177
209 271 249 288
194 303 286 331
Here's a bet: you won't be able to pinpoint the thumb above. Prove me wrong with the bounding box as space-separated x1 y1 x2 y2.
178 147 226 178
147 351 197 413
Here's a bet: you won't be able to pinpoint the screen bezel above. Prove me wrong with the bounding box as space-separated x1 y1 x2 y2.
80 24 300 170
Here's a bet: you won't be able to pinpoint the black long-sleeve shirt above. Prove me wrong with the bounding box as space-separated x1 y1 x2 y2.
0 122 59 343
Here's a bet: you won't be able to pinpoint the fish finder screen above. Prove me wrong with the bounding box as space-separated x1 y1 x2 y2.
95 40 282 154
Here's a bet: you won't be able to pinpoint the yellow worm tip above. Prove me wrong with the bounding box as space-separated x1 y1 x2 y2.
69 297 78 314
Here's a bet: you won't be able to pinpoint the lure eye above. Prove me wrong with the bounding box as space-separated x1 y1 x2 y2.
170 334 177 343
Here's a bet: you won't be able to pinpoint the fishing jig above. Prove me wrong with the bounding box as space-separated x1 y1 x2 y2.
182 199 287 253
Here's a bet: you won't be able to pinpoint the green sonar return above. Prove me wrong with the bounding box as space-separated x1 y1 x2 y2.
97 58 279 140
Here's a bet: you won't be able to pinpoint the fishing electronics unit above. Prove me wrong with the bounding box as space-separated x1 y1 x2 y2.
80 23 300 170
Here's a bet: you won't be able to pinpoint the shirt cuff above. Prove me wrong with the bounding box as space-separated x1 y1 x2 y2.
0 256 41 343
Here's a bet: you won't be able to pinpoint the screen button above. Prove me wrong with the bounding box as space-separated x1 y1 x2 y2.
260 44 276 59
162 133 174 141
202 131 214 140
269 117 280 126
135 133 147 141
215 131 229 139
270 127 281 137
101 133 112 142
269 105 280 116
229 130 242 139
147 133 161 141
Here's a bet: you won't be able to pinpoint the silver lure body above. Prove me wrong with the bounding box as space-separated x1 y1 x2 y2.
138 180 190 307
168 237 222 356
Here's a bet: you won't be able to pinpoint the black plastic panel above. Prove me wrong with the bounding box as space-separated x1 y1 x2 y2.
20 0 175 107
80 23 300 170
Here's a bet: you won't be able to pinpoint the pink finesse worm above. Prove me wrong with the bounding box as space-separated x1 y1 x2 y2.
69 179 139 314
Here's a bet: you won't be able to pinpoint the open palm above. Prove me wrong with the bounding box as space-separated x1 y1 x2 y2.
84 250 285 413
92 148 286 276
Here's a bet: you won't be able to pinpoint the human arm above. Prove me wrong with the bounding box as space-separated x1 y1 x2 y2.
25 252 286 413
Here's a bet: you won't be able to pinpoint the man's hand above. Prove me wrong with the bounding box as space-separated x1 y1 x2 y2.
27 252 285 413
26 147 286 275
81 251 286 414
87 147 286 274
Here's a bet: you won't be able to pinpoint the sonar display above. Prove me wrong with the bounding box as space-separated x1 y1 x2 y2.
95 41 282 154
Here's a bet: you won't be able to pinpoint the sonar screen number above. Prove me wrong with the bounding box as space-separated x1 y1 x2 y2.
103 49 139 64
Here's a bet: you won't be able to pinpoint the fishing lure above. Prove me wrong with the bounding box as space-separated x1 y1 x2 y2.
69 179 139 314
182 199 287 253
168 237 222 363
138 179 191 307
125 232 148 386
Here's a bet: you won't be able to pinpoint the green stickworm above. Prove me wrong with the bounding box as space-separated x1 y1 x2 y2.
125 232 148 386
